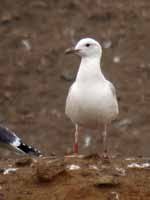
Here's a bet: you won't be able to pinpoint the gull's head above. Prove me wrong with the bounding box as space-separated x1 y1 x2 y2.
65 38 102 58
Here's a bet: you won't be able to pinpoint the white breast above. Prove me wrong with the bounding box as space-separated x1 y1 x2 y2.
65 80 118 128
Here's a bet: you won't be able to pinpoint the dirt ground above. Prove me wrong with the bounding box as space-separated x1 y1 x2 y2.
0 0 150 199
1 155 150 200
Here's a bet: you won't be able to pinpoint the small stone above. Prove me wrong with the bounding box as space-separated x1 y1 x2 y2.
107 191 120 200
3 168 17 175
113 56 120 63
102 40 112 49
1 13 13 23
94 175 119 187
35 159 66 182
83 153 100 160
66 164 80 170
21 39 31 51
50 152 56 157
61 70 75 82
113 118 132 129
4 91 12 100
15 157 33 167
1 12 20 25
51 109 62 118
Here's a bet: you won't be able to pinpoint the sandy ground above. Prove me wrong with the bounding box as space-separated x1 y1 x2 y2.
0 155 150 200
0 0 150 199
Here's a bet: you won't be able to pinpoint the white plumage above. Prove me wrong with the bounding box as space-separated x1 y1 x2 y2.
65 38 119 155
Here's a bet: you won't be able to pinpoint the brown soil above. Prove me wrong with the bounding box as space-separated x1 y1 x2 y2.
0 0 150 199
1 155 150 200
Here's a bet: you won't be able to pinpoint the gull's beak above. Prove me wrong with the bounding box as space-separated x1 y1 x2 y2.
65 47 80 54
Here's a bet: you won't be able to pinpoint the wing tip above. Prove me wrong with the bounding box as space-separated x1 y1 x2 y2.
12 141 42 157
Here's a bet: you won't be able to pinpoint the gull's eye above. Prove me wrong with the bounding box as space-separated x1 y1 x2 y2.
85 43 90 47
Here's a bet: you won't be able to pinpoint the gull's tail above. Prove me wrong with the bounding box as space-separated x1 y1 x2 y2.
0 126 41 156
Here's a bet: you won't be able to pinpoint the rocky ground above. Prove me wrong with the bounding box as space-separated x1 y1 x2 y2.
0 0 150 199
0 155 150 200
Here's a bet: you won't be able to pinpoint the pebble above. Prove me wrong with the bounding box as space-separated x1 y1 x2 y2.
15 157 34 167
113 56 120 63
94 175 119 187
35 159 66 182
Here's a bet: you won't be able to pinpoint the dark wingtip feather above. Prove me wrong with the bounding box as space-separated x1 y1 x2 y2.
0 125 42 156
16 142 42 156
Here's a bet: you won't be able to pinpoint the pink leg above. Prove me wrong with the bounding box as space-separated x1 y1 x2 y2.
101 124 110 159
73 124 79 154
102 124 107 153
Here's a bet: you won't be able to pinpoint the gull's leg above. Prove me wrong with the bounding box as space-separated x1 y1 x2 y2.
102 124 107 153
101 124 110 159
73 124 79 154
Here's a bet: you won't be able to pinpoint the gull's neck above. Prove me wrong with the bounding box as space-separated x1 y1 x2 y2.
76 55 106 83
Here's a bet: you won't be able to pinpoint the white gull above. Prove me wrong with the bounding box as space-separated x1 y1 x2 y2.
65 38 119 155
